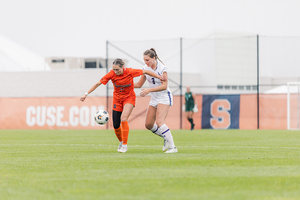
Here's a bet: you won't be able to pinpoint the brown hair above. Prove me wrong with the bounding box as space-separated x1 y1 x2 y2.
143 48 164 65
112 58 125 68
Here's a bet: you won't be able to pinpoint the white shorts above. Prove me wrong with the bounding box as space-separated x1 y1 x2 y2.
149 92 173 108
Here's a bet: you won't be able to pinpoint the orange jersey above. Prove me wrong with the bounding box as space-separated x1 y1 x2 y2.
100 67 143 100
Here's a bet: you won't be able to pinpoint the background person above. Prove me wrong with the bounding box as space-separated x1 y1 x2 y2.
135 48 177 153
80 58 163 153
184 86 198 130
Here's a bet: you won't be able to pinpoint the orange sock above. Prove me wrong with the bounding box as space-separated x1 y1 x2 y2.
114 127 123 142
121 121 129 145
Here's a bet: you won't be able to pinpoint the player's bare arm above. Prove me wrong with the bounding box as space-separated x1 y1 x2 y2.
80 81 102 102
143 70 165 81
134 74 146 88
140 72 168 97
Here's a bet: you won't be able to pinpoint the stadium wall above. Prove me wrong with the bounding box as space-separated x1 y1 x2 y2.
0 94 294 130
1 70 296 130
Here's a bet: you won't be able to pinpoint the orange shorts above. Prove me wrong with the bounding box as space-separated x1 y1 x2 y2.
113 96 136 112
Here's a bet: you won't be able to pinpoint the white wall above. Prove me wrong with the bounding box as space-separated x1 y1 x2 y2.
0 69 205 97
0 69 106 97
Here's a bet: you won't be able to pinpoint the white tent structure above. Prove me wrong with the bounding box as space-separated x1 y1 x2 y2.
0 34 50 71
264 85 300 94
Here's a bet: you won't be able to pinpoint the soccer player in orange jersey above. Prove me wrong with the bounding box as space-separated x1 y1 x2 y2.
80 58 163 153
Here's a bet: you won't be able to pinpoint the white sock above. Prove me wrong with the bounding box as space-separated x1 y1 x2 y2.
150 124 163 138
159 124 175 148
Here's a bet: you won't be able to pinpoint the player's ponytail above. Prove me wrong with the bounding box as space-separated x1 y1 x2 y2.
113 58 125 68
144 48 165 65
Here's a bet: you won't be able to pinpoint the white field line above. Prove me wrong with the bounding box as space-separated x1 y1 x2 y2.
0 144 300 149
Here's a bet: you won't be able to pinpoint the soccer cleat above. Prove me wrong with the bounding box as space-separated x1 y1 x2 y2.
165 146 178 153
191 123 195 130
117 141 123 152
119 145 127 153
163 139 169 151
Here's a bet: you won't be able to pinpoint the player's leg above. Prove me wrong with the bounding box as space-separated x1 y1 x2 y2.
190 110 195 130
120 103 134 122
145 105 163 138
186 102 195 130
145 104 168 151
186 110 195 130
145 105 156 130
186 110 192 125
112 99 125 152
113 110 123 152
119 103 134 153
156 104 177 153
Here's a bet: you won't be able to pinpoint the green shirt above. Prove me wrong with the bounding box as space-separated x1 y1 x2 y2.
185 92 194 107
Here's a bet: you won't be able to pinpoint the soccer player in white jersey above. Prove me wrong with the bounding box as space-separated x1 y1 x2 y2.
134 48 177 153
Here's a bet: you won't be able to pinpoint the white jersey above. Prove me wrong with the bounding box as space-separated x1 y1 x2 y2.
142 60 173 107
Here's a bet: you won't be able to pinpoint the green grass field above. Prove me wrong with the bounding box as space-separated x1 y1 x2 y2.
1 129 300 200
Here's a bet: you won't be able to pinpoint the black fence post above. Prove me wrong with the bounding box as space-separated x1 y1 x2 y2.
257 35 260 130
180 37 183 130
106 41 109 130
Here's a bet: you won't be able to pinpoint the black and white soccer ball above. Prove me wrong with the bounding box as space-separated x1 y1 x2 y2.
94 110 109 125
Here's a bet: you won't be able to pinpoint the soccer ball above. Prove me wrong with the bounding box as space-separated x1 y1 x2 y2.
94 110 109 125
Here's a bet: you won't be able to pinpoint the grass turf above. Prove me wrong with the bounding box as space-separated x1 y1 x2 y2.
0 129 300 200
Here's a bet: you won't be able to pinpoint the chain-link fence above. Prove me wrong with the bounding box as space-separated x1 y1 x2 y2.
106 35 300 130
